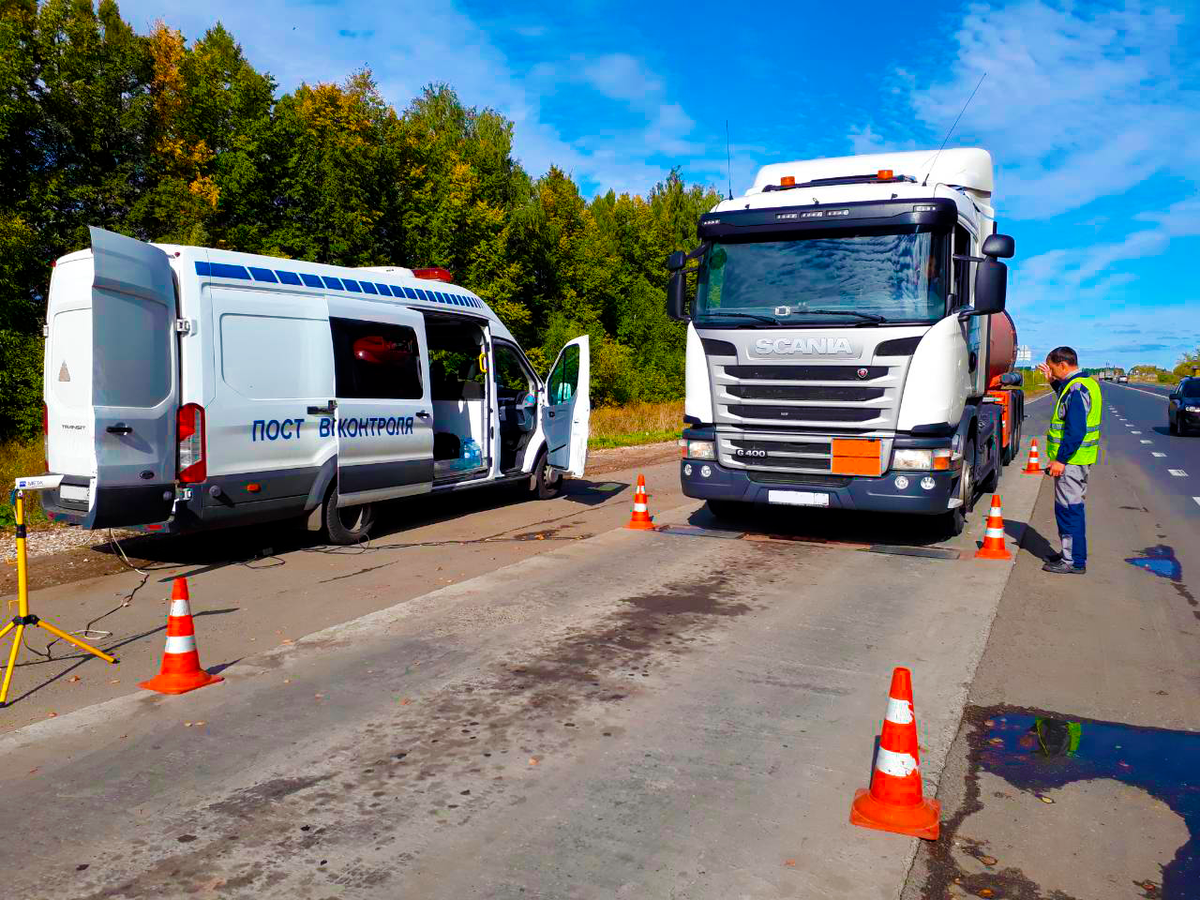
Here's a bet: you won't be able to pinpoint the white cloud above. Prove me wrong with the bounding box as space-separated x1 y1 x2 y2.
852 1 1200 220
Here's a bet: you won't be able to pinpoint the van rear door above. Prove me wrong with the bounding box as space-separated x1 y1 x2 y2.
541 336 590 477
85 227 179 527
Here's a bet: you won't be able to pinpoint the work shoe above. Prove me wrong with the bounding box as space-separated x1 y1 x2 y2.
1042 560 1086 575
1045 551 1063 563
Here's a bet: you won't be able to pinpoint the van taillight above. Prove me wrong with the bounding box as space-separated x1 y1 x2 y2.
43 403 49 471
177 403 206 483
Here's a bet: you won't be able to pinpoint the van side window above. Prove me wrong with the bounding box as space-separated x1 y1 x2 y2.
547 344 579 405
330 317 423 400
494 344 535 396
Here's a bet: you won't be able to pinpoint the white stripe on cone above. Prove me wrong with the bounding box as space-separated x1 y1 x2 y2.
169 599 191 617
885 696 914 725
164 634 197 654
875 746 919 778
633 503 648 512
985 527 1006 539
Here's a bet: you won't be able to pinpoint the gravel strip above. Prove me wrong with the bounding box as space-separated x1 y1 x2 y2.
2 524 138 563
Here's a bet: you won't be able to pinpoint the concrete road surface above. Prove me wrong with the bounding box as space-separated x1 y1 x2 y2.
2 436 1044 898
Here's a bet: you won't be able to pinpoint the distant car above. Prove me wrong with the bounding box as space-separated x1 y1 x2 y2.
1117 374 1129 383
1169 377 1200 435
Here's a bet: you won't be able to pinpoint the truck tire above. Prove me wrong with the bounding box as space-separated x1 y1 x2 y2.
981 435 1001 492
530 449 562 500
323 487 375 544
942 439 976 538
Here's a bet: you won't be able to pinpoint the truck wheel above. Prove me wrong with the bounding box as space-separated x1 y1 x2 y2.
323 487 375 544
981 436 1001 492
943 440 976 538
705 499 745 521
530 450 562 500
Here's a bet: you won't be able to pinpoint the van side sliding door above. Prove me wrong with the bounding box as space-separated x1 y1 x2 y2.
328 300 434 506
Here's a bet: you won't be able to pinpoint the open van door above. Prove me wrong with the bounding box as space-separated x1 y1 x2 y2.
84 227 179 528
541 336 590 477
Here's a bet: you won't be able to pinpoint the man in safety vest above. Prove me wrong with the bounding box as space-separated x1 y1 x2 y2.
1036 346 1102 575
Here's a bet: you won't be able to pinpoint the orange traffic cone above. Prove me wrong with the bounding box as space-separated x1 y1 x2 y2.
625 474 655 530
850 667 940 840
1022 439 1042 475
974 494 1012 560
140 577 223 695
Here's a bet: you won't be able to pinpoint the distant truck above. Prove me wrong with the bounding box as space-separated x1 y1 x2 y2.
667 148 1024 535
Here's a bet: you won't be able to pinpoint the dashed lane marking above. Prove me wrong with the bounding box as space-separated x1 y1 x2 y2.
1153 452 1167 458
1168 469 1188 477
1132 430 1142 434
1141 440 1153 444
1194 497 1200 508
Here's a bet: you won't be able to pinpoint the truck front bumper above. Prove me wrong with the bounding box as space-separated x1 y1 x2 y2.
680 459 960 515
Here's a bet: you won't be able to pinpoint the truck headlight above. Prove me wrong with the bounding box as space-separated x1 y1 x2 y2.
681 439 716 460
892 448 955 471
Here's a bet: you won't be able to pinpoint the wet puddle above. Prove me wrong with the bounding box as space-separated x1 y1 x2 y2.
955 709 1200 897
1125 545 1199 620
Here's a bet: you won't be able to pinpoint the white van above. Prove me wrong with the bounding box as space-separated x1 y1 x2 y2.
40 227 591 543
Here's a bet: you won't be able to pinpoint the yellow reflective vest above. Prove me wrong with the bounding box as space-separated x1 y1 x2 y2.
1047 375 1102 465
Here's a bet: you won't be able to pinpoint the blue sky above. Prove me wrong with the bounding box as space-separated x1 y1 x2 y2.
119 0 1200 371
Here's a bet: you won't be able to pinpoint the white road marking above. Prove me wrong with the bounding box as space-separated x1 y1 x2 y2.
1112 383 1171 401
1194 497 1200 508
1168 469 1188 477
1132 430 1142 434
1152 452 1167 458
1141 440 1153 444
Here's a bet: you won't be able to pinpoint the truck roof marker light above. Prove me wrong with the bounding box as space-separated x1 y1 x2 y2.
877 169 894 180
413 266 454 283
780 176 796 187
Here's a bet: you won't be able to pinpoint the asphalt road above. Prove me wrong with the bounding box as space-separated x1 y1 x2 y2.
902 383 1200 899
3 392 1196 900
1 428 1046 899
1102 381 1200 534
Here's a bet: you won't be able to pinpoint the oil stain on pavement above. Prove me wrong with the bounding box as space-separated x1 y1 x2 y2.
924 706 1199 899
1125 545 1199 621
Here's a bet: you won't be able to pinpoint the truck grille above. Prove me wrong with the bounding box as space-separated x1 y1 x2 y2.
724 384 885 402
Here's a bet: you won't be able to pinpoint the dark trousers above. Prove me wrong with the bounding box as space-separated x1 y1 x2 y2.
1053 464 1090 567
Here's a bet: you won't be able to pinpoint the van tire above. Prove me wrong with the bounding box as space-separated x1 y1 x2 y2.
531 450 562 500
323 488 375 544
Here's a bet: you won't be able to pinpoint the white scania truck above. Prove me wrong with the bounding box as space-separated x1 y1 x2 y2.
667 148 1021 535
40 228 591 544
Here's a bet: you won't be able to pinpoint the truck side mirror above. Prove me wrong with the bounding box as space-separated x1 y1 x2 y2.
667 270 690 322
982 233 1015 259
666 250 686 271
974 257 1007 314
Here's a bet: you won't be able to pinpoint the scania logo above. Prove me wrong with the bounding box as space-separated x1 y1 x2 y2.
754 337 856 356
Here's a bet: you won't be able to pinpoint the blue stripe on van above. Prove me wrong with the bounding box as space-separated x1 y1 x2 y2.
193 260 491 313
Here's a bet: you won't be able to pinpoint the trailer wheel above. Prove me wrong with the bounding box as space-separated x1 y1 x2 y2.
323 487 375 545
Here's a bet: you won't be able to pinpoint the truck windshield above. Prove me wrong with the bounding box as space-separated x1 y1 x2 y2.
694 229 948 326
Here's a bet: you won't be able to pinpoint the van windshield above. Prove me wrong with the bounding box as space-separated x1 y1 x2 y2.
694 228 949 326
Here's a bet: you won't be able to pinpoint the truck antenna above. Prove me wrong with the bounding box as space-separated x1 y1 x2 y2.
922 72 986 187
725 120 734 200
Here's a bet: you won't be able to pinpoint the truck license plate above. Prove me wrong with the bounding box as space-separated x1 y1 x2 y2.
768 490 829 507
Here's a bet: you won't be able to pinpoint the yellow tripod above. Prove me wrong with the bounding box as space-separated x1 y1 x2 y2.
1 487 118 707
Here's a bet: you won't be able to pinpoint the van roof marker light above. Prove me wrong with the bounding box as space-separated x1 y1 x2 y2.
413 266 454 283
780 176 795 187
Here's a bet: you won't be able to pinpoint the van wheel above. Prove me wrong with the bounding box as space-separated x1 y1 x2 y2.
323 488 375 544
531 451 562 500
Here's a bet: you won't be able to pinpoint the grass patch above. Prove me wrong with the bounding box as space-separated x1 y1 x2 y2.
589 400 683 450
0 439 52 532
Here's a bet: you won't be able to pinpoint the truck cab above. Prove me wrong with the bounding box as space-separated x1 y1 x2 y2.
668 148 1017 535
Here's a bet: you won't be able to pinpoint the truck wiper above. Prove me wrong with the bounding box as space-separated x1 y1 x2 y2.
788 309 887 323
695 311 781 325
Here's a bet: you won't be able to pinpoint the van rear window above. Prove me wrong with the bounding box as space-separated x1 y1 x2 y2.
330 317 423 400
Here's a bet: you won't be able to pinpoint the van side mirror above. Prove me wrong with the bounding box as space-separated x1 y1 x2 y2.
667 270 690 322
974 257 1007 314
982 233 1015 259
666 250 686 271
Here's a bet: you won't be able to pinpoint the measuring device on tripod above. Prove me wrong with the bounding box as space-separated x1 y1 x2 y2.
1 476 119 707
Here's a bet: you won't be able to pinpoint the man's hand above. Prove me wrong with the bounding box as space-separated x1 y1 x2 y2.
1046 460 1066 477
1036 362 1052 380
